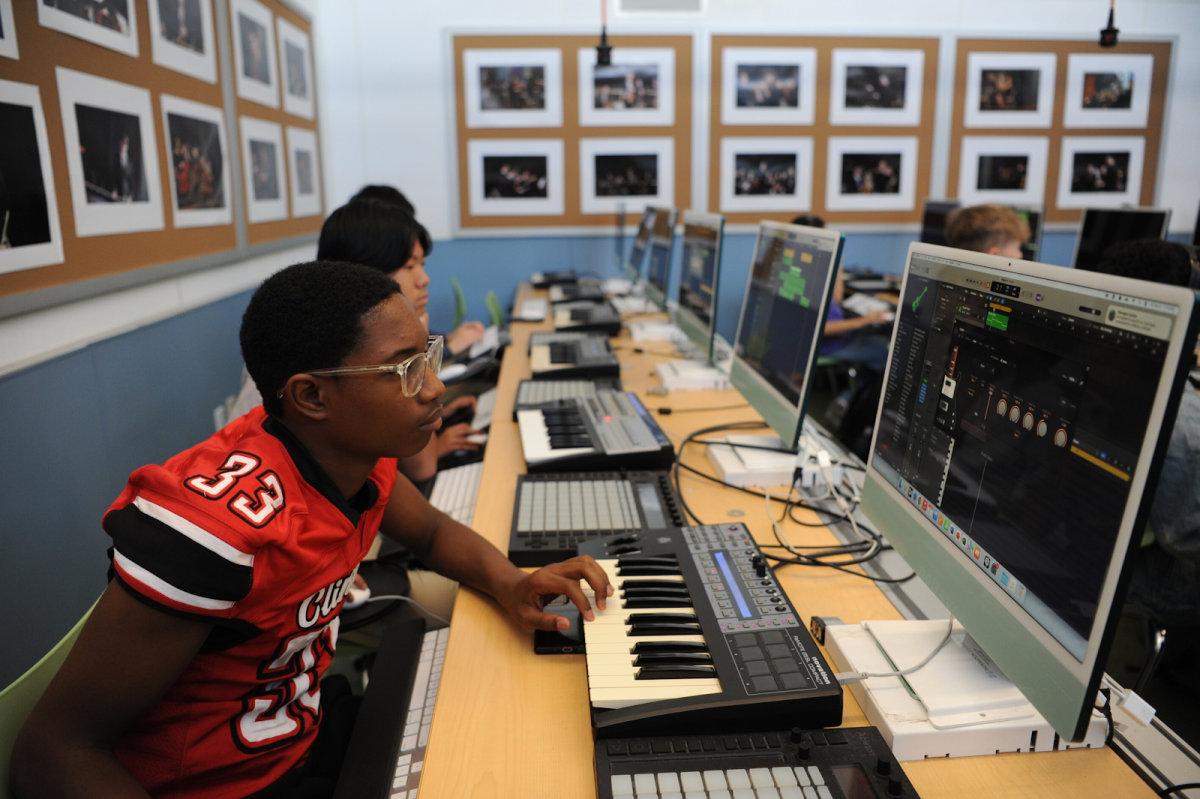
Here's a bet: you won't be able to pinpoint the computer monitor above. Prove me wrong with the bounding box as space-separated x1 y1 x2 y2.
1192 203 1199 248
644 206 678 311
729 221 845 450
1071 207 1171 271
863 242 1200 741
1010 204 1044 262
673 211 725 360
920 200 961 247
625 207 655 283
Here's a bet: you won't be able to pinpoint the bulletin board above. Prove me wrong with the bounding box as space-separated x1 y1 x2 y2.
948 38 1171 224
0 0 321 303
453 34 693 230
708 35 940 227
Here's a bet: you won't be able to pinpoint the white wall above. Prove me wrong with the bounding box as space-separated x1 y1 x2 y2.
313 0 1200 237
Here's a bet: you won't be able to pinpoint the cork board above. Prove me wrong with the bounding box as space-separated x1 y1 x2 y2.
453 34 693 230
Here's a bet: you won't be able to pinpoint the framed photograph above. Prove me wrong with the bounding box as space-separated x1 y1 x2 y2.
277 16 314 120
160 94 231 229
577 47 675 127
463 48 562 129
718 136 813 214
239 116 287 222
147 0 217 83
720 47 816 127
55 67 164 237
825 136 919 212
1063 54 1153 129
467 138 564 217
0 79 64 274
579 137 674 215
964 52 1056 129
231 0 278 109
38 0 138 57
830 49 924 127
0 0 20 61
957 136 1049 206
1056 136 1144 210
286 126 321 218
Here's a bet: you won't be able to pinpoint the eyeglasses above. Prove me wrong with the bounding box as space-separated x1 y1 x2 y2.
305 336 444 397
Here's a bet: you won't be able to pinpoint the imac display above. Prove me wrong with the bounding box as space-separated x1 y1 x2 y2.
729 221 844 449
1010 204 1043 262
863 243 1199 740
644 206 678 311
920 199 960 247
626 207 654 282
1071 207 1171 271
673 211 725 359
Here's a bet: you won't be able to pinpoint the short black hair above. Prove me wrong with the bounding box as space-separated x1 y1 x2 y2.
317 200 434 275
1089 238 1196 288
240 261 402 416
790 214 825 228
351 184 415 216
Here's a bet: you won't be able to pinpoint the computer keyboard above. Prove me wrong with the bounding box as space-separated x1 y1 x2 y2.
842 292 896 316
382 627 447 799
517 298 549 321
471 387 498 431
468 325 501 359
428 461 483 525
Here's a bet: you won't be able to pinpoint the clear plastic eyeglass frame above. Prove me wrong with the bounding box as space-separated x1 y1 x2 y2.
305 336 444 397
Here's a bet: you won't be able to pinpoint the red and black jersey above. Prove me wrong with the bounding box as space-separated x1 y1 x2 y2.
103 407 398 799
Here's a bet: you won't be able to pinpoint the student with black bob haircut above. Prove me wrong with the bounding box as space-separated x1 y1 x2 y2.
351 183 416 217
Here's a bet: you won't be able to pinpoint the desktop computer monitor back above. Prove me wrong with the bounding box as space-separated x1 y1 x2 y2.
1071 207 1171 271
729 221 844 450
920 200 961 247
626 208 655 282
862 242 1200 741
644 207 678 311
673 211 725 360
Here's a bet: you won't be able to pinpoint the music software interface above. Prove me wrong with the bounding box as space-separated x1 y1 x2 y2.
647 210 675 296
873 255 1178 660
735 230 837 405
678 224 720 328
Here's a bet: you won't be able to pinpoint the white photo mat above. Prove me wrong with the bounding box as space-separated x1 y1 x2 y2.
147 0 217 83
1063 53 1153 129
579 137 674 215
55 67 164 237
231 0 278 109
964 52 1056 129
720 47 817 127
830 48 924 127
718 136 814 213
239 116 288 222
578 47 675 127
1056 136 1145 210
277 16 315 120
0 0 19 60
0 79 63 274
38 0 138 57
159 94 232 229
463 48 563 129
825 136 919 212
467 138 564 217
957 136 1049 206
286 126 322 218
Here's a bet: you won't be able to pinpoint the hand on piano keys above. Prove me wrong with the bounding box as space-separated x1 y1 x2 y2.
583 556 723 710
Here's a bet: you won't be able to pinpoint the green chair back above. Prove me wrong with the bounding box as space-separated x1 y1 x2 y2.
485 291 504 328
450 277 468 330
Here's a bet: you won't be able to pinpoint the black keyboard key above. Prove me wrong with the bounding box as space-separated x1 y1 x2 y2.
631 641 708 654
618 565 682 576
636 665 718 680
628 622 702 636
625 612 698 625
737 736 753 749
634 653 713 667
622 587 689 599
751 735 769 749
652 739 672 754
702 738 718 752
620 578 687 590
623 596 693 609
723 736 740 751
617 556 678 567
685 737 703 752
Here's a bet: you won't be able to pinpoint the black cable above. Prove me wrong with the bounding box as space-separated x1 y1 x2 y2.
691 438 796 453
671 420 770 524
763 552 918 583
1096 687 1115 747
1158 783 1200 797
655 404 751 415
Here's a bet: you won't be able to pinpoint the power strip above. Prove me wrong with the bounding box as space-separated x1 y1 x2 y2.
706 434 843 489
655 360 733 391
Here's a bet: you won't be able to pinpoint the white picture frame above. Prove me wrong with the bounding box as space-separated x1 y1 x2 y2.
577 47 675 127
1063 54 1153 129
0 0 20 61
718 136 813 214
957 136 1050 207
286 126 322 218
825 136 919 212
467 138 564 217
55 67 164 237
277 16 314 120
239 116 288 222
231 0 278 109
720 47 816 127
147 0 217 83
0 79 64 274
579 137 674 215
38 0 138 57
160 94 232 229
964 52 1056 129
830 48 924 127
463 48 562 129
1055 136 1144 210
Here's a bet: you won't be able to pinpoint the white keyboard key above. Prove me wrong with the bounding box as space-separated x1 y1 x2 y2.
403 721 419 737
772 768 797 787
657 774 681 793
400 734 417 752
794 768 811 787
634 774 657 795
684 793 706 799
703 771 728 791
394 764 409 778
817 788 834 799
392 792 407 799
392 776 407 790
396 754 412 766
412 761 422 773
733 790 756 799
807 767 824 786
780 789 804 799
636 793 657 799
709 792 732 799
756 789 780 799
611 775 634 797
749 769 774 788
662 794 682 799
803 788 818 799
680 772 704 792
727 770 752 790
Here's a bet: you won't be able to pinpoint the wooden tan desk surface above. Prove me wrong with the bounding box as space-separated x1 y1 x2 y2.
417 285 1153 799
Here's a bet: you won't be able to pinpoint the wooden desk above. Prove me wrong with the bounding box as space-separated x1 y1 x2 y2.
417 285 1154 799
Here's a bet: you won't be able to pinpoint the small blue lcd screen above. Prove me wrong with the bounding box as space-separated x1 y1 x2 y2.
714 552 752 618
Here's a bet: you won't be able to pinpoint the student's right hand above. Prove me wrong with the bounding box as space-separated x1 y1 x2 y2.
445 321 487 355
436 422 483 456
496 556 614 631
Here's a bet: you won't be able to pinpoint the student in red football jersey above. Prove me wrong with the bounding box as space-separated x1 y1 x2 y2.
12 262 612 799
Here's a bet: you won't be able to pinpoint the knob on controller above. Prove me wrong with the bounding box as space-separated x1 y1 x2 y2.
874 757 891 777
887 775 905 797
752 555 767 577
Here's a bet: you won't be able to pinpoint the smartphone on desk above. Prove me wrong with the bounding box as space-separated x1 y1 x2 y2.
534 596 584 655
